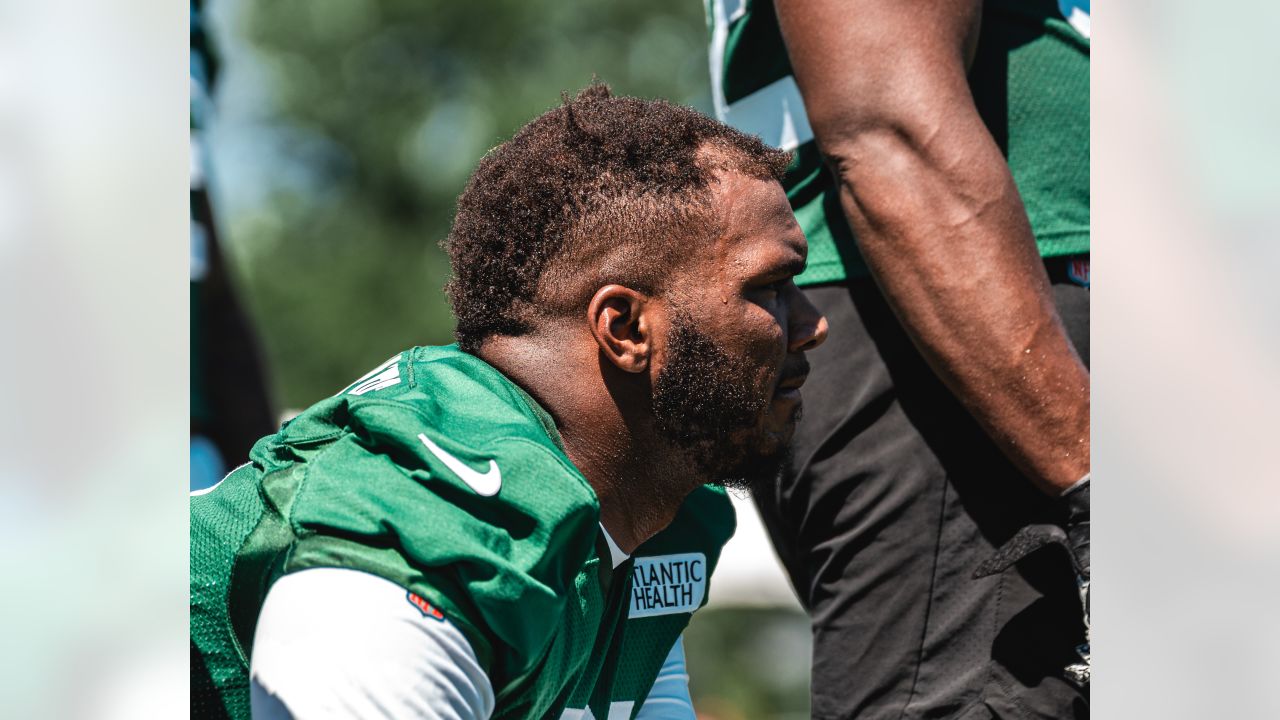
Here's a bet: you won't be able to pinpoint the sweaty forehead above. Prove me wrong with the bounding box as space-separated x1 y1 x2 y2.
708 170 807 266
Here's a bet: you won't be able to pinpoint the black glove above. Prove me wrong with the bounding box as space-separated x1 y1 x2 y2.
1060 477 1090 581
1059 478 1090 685
974 477 1091 686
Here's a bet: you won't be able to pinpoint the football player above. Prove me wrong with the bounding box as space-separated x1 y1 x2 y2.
191 85 828 719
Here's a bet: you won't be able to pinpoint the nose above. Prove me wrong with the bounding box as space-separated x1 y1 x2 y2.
787 286 828 353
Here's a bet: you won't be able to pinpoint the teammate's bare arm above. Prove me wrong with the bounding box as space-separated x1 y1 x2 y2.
774 0 1090 495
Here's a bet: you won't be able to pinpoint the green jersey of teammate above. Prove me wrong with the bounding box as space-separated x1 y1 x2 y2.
706 0 1090 285
191 345 735 719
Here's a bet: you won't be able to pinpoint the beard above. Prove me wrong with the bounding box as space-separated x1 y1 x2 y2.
651 315 795 492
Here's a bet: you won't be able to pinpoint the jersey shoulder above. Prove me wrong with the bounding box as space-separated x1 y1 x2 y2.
288 345 566 455
262 346 602 674
267 345 585 506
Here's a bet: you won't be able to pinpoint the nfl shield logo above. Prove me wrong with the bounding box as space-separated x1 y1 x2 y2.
1067 257 1090 288
406 592 445 621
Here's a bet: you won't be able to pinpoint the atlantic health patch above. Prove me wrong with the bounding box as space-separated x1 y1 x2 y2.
628 553 706 618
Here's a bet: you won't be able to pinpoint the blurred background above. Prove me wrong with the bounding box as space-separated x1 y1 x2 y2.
195 0 810 717
202 0 715 409
3 0 1279 717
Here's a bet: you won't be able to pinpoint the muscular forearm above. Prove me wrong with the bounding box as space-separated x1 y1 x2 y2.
774 0 1089 495
827 125 1089 494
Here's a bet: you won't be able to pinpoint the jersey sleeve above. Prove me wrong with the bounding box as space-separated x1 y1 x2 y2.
272 397 600 687
634 637 695 720
250 568 494 719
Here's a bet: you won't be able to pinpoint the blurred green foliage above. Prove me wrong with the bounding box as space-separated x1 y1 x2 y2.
220 0 714 408
685 606 812 719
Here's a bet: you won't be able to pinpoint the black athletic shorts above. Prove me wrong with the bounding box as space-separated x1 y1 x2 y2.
756 256 1089 719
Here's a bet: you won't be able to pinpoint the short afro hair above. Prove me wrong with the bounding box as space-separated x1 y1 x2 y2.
443 84 790 353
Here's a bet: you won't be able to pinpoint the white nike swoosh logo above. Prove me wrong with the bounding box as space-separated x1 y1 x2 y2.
417 433 502 496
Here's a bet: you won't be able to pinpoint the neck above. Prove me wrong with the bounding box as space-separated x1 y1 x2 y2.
586 441 698 554
478 333 701 553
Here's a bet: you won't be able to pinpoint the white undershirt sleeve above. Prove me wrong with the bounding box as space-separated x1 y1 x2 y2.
249 568 495 720
634 636 695 720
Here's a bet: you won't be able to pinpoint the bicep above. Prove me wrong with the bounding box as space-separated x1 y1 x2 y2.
773 0 982 150
249 568 495 720
634 637 694 720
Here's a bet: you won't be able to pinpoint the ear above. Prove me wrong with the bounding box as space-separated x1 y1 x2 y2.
587 285 653 374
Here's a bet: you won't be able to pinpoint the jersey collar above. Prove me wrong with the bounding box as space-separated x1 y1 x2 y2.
598 523 630 569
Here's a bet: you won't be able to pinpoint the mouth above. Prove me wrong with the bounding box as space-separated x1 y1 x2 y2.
774 357 811 396
774 381 805 401
772 368 810 403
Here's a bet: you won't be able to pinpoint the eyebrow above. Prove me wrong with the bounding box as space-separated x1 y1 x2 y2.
781 256 807 276
752 255 807 283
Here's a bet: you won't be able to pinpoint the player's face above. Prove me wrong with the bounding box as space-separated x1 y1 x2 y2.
652 171 828 489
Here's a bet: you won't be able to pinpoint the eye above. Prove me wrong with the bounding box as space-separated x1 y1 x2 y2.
749 279 790 303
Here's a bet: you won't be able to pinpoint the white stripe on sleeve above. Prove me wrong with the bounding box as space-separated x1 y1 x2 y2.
249 568 494 720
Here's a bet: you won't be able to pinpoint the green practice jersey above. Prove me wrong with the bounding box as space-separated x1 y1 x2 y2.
706 0 1091 285
191 345 735 718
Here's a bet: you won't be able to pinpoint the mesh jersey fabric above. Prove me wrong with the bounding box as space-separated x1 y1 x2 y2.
706 0 1090 285
191 345 734 719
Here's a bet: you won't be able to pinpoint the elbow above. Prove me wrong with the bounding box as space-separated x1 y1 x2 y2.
808 115 1005 244
814 121 933 190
